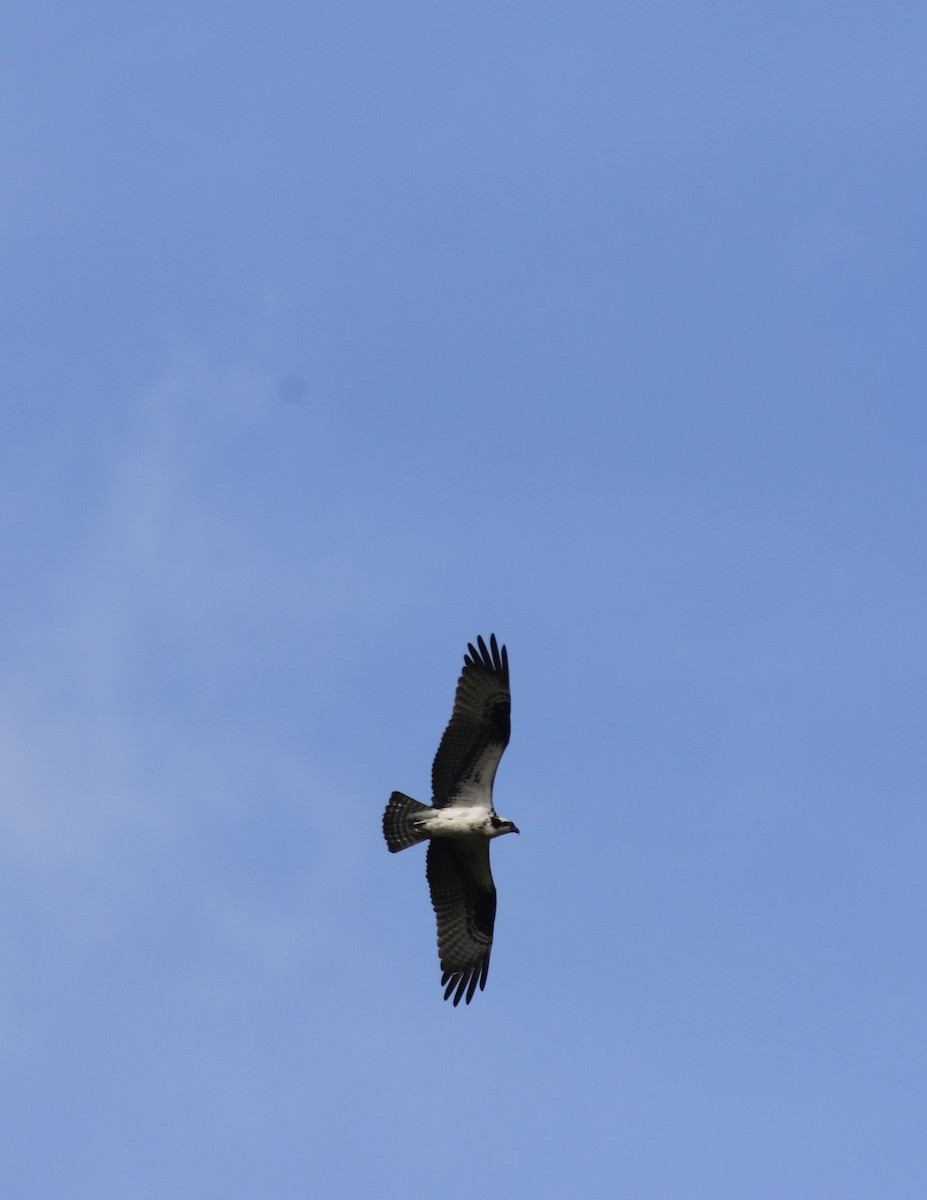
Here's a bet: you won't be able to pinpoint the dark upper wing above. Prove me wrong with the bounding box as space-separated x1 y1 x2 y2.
426 839 496 1006
431 634 510 808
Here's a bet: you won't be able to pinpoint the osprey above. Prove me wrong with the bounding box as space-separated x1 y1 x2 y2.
383 634 518 1005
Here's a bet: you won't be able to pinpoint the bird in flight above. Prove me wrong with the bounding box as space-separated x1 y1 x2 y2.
383 634 518 1005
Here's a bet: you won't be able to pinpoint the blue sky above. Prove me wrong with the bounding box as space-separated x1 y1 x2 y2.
3 3 926 1196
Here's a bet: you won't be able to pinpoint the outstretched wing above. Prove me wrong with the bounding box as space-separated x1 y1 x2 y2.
426 840 496 1006
431 634 510 808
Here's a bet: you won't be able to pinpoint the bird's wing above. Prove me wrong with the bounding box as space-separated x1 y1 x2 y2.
431 634 510 808
426 839 496 1006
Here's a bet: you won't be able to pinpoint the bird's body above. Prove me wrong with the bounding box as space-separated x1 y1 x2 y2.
413 804 507 838
383 634 518 1005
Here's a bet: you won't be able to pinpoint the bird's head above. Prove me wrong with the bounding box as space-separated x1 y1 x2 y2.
488 814 520 838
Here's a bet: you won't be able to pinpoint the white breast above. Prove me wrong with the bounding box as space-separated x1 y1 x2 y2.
421 806 489 838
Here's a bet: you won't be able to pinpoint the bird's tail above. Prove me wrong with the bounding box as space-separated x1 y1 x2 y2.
383 791 432 853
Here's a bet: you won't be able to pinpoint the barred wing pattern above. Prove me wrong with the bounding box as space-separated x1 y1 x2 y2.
426 839 497 1006
431 633 511 807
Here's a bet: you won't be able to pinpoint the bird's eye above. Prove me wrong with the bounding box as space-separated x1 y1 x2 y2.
490 816 502 829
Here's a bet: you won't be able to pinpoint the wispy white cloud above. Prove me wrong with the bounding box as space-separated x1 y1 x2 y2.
0 358 379 995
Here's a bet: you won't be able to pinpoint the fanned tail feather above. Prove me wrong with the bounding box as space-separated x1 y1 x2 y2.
383 791 432 853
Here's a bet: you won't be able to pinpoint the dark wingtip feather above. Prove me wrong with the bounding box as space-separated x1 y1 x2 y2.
463 634 509 684
441 968 482 1006
488 634 507 680
440 960 489 1005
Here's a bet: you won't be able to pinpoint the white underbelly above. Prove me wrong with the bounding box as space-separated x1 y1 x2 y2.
422 806 487 837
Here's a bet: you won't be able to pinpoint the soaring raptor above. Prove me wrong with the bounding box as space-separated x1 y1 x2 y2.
383 634 518 1005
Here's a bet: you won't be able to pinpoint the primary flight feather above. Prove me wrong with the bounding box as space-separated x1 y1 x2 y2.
383 634 518 1005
